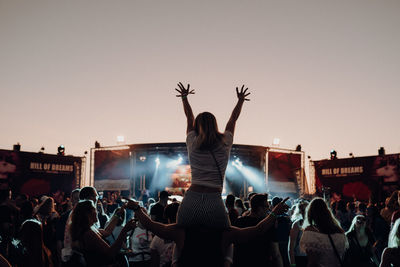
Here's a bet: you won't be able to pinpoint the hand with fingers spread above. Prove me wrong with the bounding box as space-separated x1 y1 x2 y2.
236 85 251 101
175 82 195 98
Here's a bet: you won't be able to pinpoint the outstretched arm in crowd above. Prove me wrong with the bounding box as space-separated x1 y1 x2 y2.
99 205 125 237
83 219 135 260
175 82 195 134
124 198 184 246
225 85 250 135
224 197 289 244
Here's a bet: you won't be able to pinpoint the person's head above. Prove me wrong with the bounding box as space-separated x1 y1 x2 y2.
0 189 11 203
347 202 355 213
164 202 180 224
194 112 224 150
336 200 347 213
247 192 257 201
79 186 98 203
70 188 81 208
70 200 97 241
291 200 309 223
19 219 46 266
272 197 283 208
36 196 55 216
235 198 245 210
358 202 367 214
304 197 344 234
388 219 400 248
159 191 169 203
249 194 269 218
225 194 235 209
347 215 367 233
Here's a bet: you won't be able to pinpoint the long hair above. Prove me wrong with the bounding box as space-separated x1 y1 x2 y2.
291 200 309 224
346 215 374 240
70 200 96 241
194 112 224 150
303 198 344 234
19 219 50 267
388 219 400 248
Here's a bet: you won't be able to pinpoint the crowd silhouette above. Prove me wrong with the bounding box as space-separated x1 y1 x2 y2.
0 83 400 267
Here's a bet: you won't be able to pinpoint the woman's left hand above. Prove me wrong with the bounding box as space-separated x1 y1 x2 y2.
236 85 250 101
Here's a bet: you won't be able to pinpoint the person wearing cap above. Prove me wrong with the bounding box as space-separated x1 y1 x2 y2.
150 191 169 224
233 193 283 267
175 82 250 229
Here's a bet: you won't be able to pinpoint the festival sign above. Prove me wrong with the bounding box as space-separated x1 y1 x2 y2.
313 154 400 201
0 149 82 196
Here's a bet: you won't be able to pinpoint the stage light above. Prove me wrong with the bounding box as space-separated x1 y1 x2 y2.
378 147 385 156
140 156 146 162
95 141 101 148
248 186 254 193
13 143 21 151
155 157 160 167
178 155 183 164
58 145 65 156
117 135 125 144
232 158 243 170
330 150 337 160
273 138 280 146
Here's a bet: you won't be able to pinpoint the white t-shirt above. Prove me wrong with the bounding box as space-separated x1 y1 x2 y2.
186 130 233 189
300 230 348 267
129 227 152 262
150 236 174 267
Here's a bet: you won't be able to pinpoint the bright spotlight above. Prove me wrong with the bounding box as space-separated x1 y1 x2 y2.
273 138 280 146
155 157 160 167
178 155 183 164
139 156 146 162
232 158 243 170
117 135 125 143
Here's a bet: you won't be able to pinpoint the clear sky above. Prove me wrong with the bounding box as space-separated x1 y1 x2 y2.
1 0 399 163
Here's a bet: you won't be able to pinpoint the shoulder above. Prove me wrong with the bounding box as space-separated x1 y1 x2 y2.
304 226 319 232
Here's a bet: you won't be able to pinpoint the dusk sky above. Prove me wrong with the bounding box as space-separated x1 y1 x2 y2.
1 1 399 166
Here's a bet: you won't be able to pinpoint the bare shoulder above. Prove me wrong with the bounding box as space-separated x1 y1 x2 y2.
304 226 319 232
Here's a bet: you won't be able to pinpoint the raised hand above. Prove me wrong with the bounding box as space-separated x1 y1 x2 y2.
236 85 250 101
175 82 195 98
122 197 140 211
271 197 290 215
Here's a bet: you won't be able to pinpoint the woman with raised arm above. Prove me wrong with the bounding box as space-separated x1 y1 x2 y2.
124 197 289 267
174 82 250 229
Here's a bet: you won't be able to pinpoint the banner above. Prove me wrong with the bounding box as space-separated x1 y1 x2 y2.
94 149 131 190
314 154 400 201
0 149 82 196
268 152 301 194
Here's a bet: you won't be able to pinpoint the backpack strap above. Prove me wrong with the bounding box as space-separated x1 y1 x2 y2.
209 149 224 185
328 234 344 267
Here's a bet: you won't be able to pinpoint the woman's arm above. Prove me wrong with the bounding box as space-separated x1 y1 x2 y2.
288 222 300 265
83 221 134 260
225 197 289 244
175 82 195 134
124 199 183 242
225 85 250 135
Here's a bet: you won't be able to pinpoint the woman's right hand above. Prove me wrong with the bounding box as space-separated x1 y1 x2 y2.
175 82 195 97
272 197 290 215
236 85 250 101
123 219 137 233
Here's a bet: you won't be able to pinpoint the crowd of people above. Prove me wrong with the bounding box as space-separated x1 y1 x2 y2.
1 187 400 267
1 83 400 267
